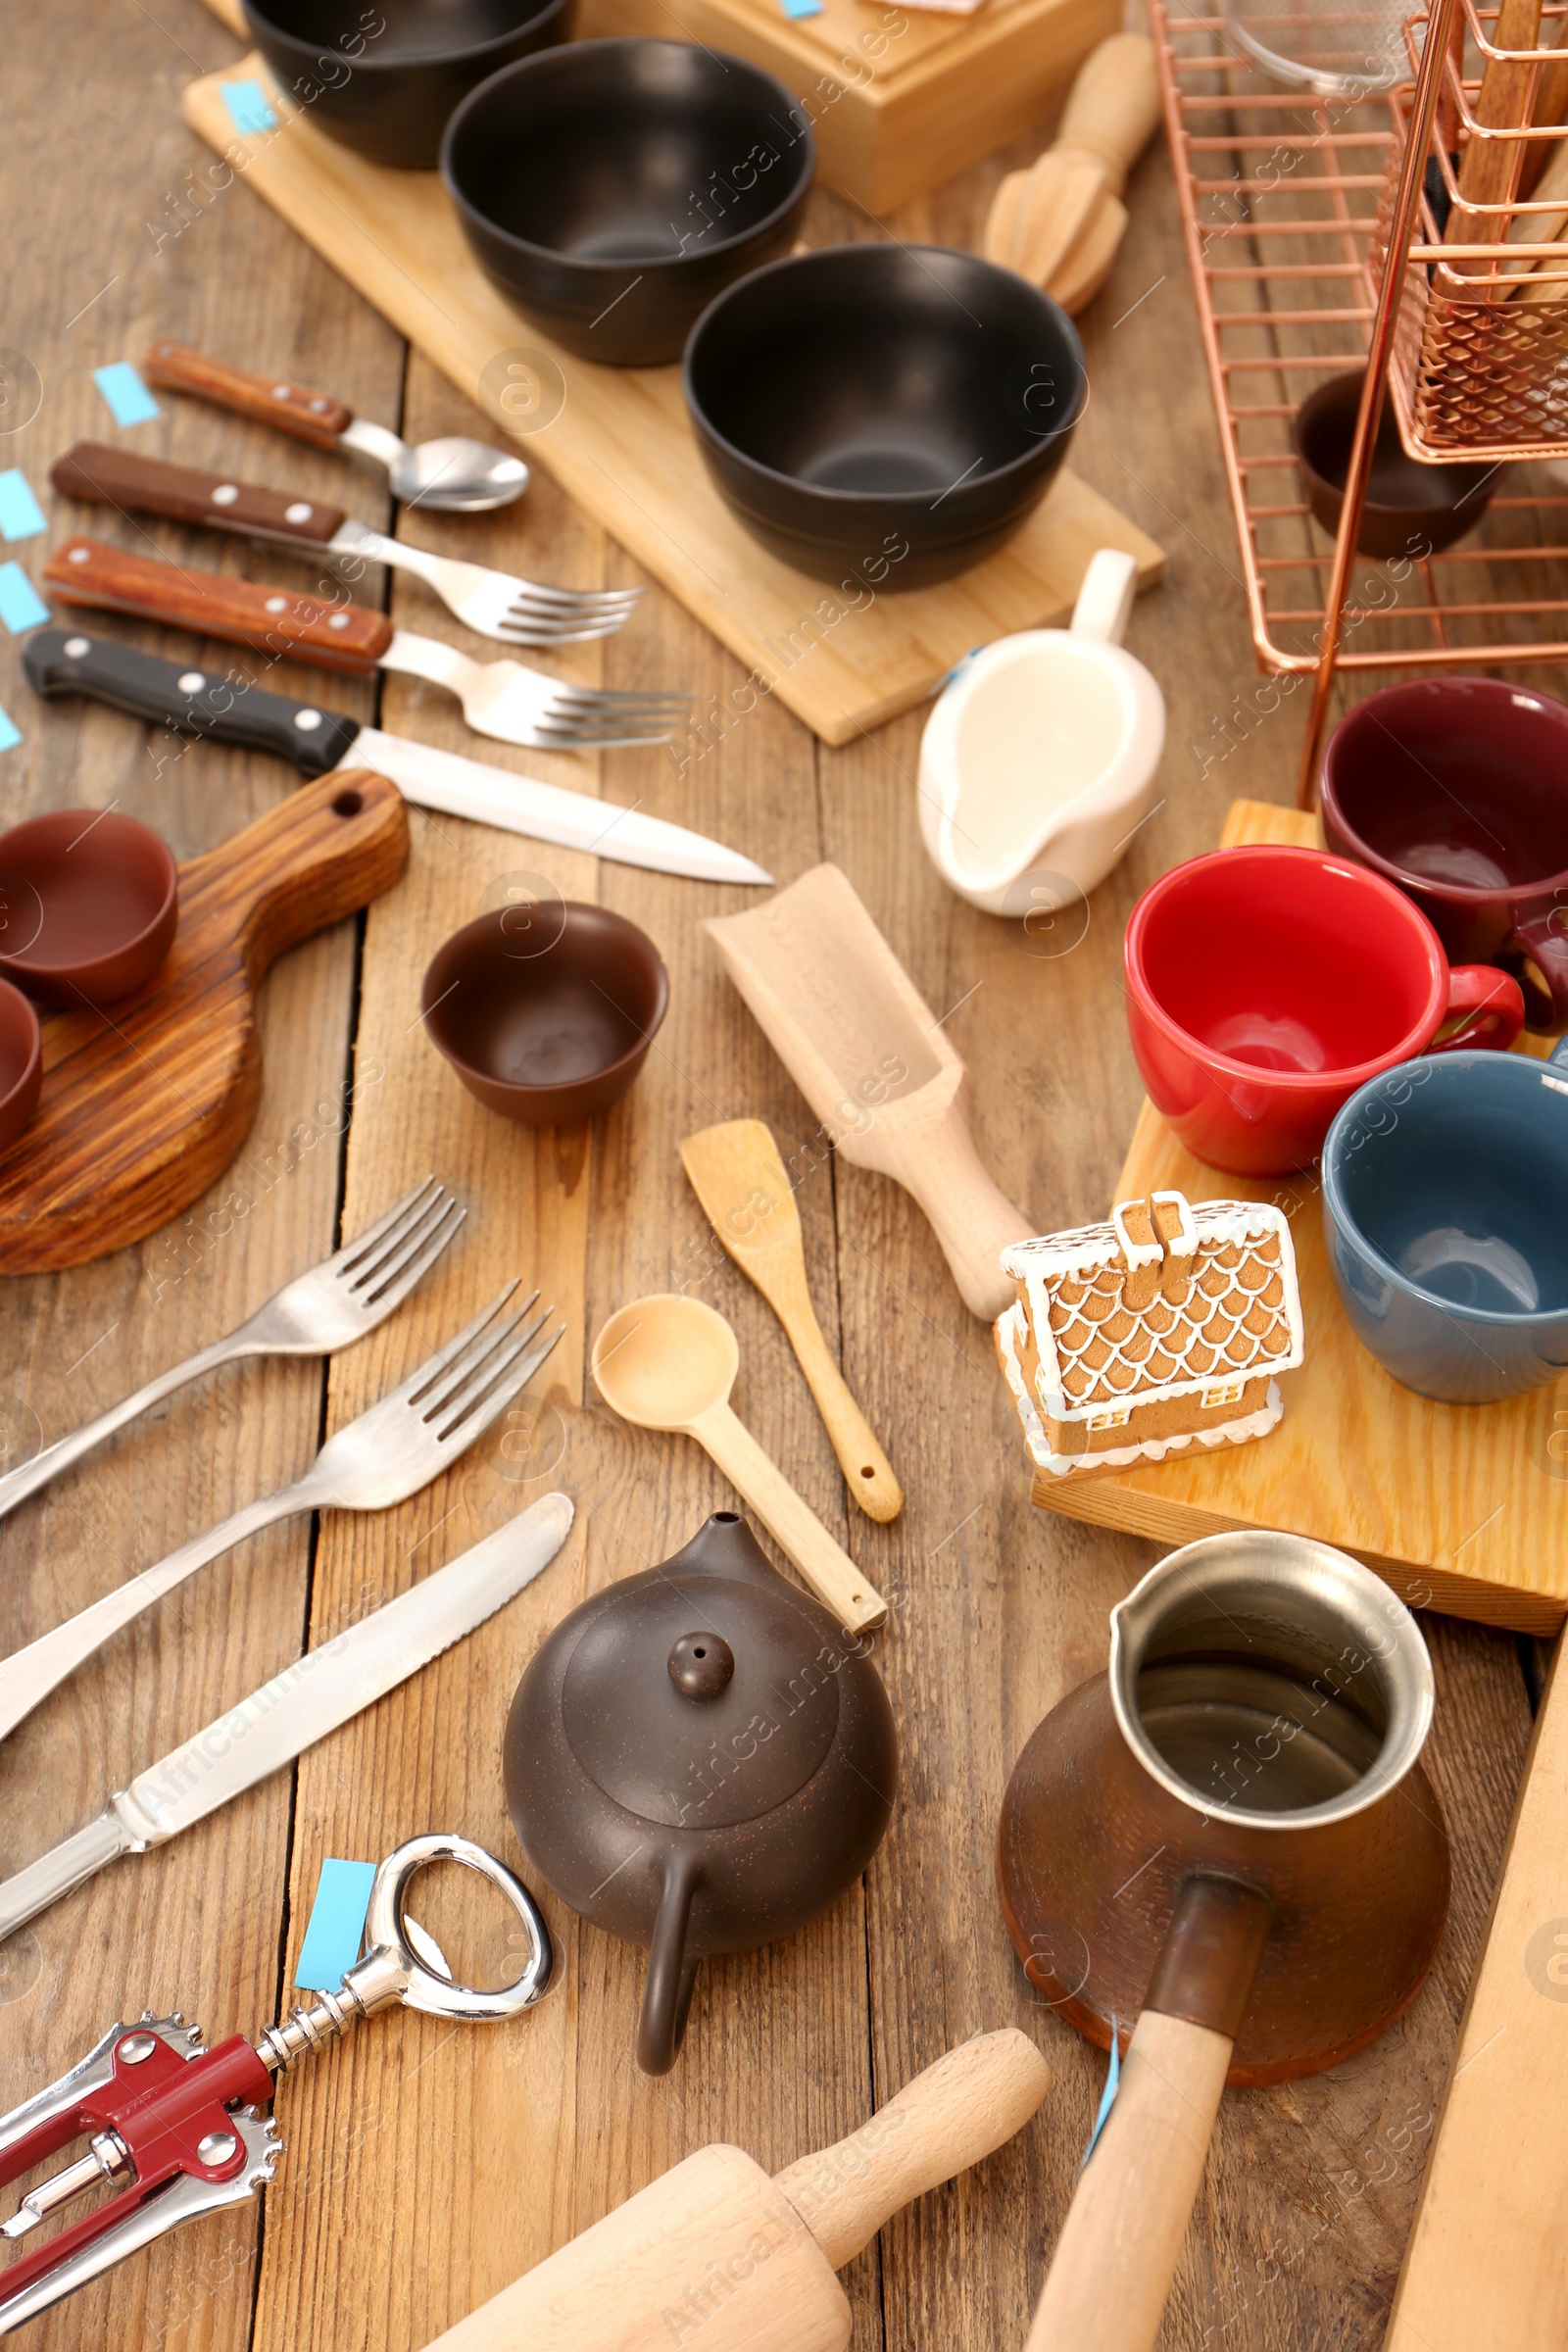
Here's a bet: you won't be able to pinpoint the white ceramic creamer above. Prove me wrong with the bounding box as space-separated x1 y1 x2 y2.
917 547 1165 915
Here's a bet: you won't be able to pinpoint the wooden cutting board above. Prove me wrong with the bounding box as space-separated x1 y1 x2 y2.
1029 799 1568 1636
0 771 408 1274
179 59 1164 749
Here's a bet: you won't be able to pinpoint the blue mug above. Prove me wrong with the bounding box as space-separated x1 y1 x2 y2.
1322 1041 1568 1403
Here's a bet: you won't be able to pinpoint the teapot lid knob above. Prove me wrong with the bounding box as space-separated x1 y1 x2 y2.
667 1631 735 1700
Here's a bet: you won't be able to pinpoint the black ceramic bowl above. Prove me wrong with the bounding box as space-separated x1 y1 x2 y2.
683 243 1088 587
1292 368 1499 559
442 39 815 366
241 0 570 171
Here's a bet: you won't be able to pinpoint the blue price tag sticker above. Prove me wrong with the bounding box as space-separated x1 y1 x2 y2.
0 564 47 635
92 364 162 429
0 471 45 543
295 1857 379 1991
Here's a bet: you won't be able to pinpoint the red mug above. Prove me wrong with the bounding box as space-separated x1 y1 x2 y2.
1123 845 1525 1176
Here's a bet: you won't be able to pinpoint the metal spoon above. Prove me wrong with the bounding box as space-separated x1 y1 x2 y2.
141 340 529 513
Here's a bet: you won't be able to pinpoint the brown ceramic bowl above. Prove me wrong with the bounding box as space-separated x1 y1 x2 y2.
1291 369 1498 559
0 979 42 1153
421 901 668 1125
0 808 178 1006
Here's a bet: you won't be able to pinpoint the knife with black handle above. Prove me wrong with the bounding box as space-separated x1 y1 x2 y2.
24 625 358 776
20 628 770 883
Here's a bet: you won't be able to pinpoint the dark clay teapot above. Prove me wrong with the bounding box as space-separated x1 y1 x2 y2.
503 1510 897 2074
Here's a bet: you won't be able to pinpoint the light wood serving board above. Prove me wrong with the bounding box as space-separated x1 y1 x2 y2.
0 770 408 1275
180 59 1163 748
1030 799 1568 1635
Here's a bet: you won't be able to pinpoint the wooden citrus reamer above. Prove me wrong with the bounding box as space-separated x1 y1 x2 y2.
983 33 1163 312
418 2029 1051 2352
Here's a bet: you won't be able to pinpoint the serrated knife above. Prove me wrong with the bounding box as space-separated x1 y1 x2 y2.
0 1491 573 1944
22 630 769 887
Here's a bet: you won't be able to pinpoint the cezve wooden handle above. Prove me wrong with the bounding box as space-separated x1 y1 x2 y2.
679 1118 903 1523
420 2029 1053 2352
44 536 391 669
51 442 345 549
142 339 355 447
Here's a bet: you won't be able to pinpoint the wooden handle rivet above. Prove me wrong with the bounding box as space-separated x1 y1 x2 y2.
309 398 331 414
67 546 88 564
294 710 322 732
328 612 351 630
212 483 239 506
265 595 287 612
270 383 291 399
176 670 207 693
284 501 313 524
63 637 88 659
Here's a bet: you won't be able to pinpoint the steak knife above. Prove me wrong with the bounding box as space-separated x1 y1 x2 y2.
23 630 768 886
0 1492 573 1943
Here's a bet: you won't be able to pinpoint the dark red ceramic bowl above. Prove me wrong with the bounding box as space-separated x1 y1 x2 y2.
421 900 668 1125
0 978 41 1153
0 808 178 1006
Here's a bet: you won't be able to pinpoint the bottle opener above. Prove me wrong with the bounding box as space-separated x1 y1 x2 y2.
0 1834 552 2337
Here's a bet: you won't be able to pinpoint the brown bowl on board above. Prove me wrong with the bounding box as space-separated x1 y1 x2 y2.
0 808 178 1006
421 900 668 1125
1291 368 1498 560
0 980 42 1153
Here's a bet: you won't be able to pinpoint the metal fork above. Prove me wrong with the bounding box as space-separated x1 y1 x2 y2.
0 1285 564 1744
330 521 645 648
381 630 689 749
0 1179 464 1528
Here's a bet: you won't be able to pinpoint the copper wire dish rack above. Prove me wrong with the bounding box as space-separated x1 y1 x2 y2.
1149 0 1568 797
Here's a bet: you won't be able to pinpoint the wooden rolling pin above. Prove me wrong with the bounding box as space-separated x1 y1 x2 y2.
420 2030 1052 2352
984 34 1163 313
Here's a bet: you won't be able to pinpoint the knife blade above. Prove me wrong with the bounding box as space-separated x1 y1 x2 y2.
0 1491 573 1944
21 630 770 888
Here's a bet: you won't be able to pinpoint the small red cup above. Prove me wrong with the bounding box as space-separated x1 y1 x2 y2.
1123 844 1525 1176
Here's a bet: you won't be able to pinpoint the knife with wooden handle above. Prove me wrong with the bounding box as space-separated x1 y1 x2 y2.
52 441 348 549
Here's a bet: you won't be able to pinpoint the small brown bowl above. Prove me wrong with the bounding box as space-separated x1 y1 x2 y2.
0 808 178 1006
0 979 42 1153
421 901 668 1125
1291 369 1499 559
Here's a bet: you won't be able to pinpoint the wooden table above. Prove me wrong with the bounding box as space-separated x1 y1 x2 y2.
0 7 1544 2349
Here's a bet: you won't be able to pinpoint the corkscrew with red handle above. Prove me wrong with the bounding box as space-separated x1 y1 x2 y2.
0 1836 552 2336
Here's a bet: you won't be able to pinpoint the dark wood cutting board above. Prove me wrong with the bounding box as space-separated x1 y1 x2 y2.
0 770 408 1272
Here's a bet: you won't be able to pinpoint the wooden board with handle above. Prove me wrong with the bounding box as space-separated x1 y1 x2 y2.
0 770 408 1274
419 2029 1052 2352
1029 798 1568 1635
704 864 1034 1320
1384 1635 1568 2350
178 59 1164 750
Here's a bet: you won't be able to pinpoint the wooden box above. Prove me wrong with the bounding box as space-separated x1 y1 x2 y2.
569 0 1121 210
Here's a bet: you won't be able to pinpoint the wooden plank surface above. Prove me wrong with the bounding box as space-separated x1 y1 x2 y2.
1031 798 1568 1636
0 9 1548 2352
178 56 1164 749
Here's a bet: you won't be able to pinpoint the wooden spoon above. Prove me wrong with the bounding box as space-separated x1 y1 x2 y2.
590 1295 887 1635
680 1119 903 1523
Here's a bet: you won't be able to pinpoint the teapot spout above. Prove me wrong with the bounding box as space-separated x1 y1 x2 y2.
637 1851 702 2075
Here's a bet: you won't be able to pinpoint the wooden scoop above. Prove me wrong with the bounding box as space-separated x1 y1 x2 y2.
704 867 1031 1321
680 1119 902 1523
590 1293 886 1633
0 770 408 1273
419 2028 1052 2352
983 33 1163 313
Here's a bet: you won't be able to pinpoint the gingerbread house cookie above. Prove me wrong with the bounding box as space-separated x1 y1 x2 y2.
994 1190 1303 1483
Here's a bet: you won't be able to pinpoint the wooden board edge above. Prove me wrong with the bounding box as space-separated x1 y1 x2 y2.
1026 1462 1568 1636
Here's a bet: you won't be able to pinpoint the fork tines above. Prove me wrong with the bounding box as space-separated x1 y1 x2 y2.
338 1178 466 1307
407 1282 565 1444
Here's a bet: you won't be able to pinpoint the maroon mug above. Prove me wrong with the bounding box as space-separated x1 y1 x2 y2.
1322 677 1568 1032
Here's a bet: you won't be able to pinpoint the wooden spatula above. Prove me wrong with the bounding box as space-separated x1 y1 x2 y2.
1446 0 1544 270
680 1119 903 1522
983 33 1163 312
0 771 408 1273
703 867 1032 1321
419 2029 1052 2352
